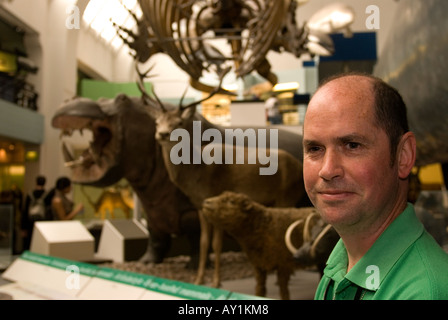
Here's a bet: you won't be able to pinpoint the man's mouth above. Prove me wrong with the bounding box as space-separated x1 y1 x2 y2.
317 189 354 201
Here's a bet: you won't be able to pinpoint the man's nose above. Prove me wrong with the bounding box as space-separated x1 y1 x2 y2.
319 150 343 181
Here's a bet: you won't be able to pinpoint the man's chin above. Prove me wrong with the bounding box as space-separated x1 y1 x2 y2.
316 205 353 227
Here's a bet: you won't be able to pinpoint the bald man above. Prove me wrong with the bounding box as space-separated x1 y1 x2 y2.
303 72 448 300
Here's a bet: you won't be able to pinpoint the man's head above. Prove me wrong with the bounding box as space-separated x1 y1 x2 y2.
318 72 409 166
302 73 416 234
36 175 46 187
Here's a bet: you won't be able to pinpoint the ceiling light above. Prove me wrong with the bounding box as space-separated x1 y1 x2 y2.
83 0 139 51
222 83 238 92
273 82 300 92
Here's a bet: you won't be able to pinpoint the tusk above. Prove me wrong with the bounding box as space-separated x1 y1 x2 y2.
309 224 334 259
62 141 74 162
285 219 304 255
88 145 99 163
64 156 84 167
303 212 319 242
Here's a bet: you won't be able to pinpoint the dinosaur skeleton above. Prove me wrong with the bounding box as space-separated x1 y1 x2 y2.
114 0 332 93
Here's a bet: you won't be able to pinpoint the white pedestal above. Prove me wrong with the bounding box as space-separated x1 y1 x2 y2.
30 221 95 262
95 219 149 263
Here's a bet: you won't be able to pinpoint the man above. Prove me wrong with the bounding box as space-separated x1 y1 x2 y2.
21 175 53 251
264 93 282 124
302 72 448 300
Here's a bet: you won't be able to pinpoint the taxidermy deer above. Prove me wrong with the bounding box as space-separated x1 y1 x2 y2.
138 65 306 287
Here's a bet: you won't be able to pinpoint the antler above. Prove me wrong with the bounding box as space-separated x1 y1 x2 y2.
180 65 231 110
134 60 167 111
135 55 230 114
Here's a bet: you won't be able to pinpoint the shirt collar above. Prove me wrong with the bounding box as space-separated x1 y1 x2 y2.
324 203 424 290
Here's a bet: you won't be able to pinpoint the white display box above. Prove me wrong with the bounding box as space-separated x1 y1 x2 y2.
30 221 95 262
95 219 149 263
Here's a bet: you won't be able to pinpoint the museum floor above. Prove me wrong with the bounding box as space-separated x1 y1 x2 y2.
220 269 320 300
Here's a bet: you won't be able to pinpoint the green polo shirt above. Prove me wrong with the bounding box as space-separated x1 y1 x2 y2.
314 203 448 300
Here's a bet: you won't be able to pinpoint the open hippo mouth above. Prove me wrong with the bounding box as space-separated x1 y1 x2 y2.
51 98 122 185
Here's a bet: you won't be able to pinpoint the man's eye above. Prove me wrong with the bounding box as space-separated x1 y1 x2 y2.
305 146 322 153
347 142 361 149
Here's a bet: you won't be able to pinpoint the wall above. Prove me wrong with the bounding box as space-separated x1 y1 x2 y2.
1 0 72 192
0 0 135 193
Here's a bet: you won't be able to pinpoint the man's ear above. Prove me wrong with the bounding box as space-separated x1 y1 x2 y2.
397 131 417 179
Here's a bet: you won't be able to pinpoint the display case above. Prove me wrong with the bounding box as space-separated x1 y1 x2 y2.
0 204 13 269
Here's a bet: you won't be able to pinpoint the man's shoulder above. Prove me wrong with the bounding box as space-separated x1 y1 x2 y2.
379 231 448 299
414 232 448 281
412 228 448 258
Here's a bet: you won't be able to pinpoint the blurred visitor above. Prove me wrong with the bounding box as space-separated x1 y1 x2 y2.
264 93 283 124
51 176 84 221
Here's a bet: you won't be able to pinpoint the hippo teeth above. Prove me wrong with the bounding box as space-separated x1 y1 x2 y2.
59 119 110 168
62 141 83 167
62 141 74 162
62 138 96 168
64 157 85 168
60 124 97 168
